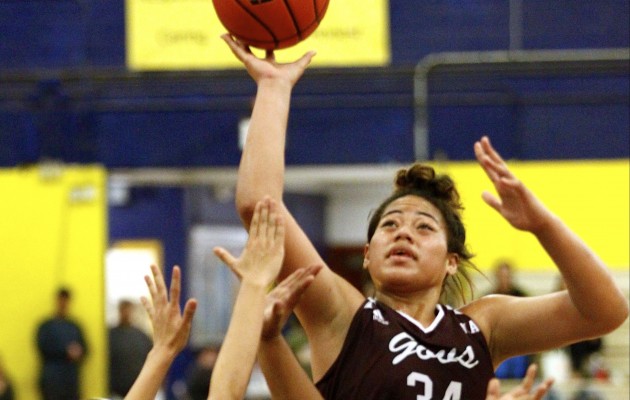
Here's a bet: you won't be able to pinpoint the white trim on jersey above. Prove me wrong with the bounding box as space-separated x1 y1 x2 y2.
395 304 445 334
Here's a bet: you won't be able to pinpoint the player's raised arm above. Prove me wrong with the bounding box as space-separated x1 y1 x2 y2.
209 197 285 399
125 265 197 400
466 136 629 364
222 34 365 380
258 264 324 400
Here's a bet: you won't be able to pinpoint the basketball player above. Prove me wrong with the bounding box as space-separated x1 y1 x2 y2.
222 33 628 399
124 197 552 400
208 197 323 399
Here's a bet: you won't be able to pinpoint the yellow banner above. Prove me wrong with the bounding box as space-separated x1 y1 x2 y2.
126 0 390 70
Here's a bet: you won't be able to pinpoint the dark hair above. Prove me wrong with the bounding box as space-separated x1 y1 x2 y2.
57 287 71 299
367 163 478 305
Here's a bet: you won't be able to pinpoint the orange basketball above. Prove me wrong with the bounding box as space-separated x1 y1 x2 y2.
213 0 330 50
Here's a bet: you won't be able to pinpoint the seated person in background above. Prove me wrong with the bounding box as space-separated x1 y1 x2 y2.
185 345 219 400
0 356 15 400
486 259 532 379
487 259 529 297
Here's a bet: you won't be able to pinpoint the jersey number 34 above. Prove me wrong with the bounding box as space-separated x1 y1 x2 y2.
407 372 462 400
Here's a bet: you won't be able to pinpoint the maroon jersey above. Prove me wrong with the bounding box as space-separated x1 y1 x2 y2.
316 298 494 400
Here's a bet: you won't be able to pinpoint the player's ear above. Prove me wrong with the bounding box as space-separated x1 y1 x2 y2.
446 253 459 276
363 243 370 269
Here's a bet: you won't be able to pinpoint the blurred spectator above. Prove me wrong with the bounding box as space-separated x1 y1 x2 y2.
185 345 219 400
109 299 153 398
486 259 528 297
36 287 87 400
0 356 15 400
485 260 531 379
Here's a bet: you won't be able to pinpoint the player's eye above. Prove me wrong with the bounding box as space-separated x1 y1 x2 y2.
417 223 435 231
380 219 397 228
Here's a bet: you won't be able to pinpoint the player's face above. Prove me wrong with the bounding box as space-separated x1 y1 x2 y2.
364 195 457 294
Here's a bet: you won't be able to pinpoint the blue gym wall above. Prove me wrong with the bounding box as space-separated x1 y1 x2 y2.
1 0 628 167
1 1 628 397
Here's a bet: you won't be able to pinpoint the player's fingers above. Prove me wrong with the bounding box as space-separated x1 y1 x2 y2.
169 266 182 309
480 136 507 166
296 50 316 69
485 378 500 399
268 199 285 244
221 33 252 58
481 191 502 212
151 264 167 300
283 265 321 305
140 296 154 319
479 136 516 182
531 378 554 400
213 247 240 276
259 197 271 241
276 264 307 289
266 197 276 238
474 141 502 183
515 364 537 394
182 299 198 326
144 267 159 300
250 199 263 239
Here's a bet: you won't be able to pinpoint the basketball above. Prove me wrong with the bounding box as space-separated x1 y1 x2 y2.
213 0 330 50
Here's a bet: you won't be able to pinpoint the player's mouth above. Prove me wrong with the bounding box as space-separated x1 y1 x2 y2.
387 246 417 260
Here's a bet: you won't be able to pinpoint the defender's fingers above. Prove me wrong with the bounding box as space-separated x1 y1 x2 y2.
531 379 554 400
249 199 263 239
485 378 500 399
144 270 157 300
266 198 280 243
259 197 271 240
151 264 167 299
182 299 198 326
140 296 154 319
169 266 182 308
213 247 239 271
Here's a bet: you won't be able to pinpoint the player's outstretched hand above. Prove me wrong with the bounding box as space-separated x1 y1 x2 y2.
474 136 552 234
214 197 286 288
141 265 198 358
261 264 323 341
221 33 315 87
485 364 554 400
125 265 197 400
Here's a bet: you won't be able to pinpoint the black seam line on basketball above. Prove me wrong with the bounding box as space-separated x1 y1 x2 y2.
313 0 321 21
283 0 302 40
235 0 279 48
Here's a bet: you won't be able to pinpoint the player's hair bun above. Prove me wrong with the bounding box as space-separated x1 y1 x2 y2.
394 164 463 212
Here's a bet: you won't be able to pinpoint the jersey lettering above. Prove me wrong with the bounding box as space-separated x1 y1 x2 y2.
389 332 480 369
